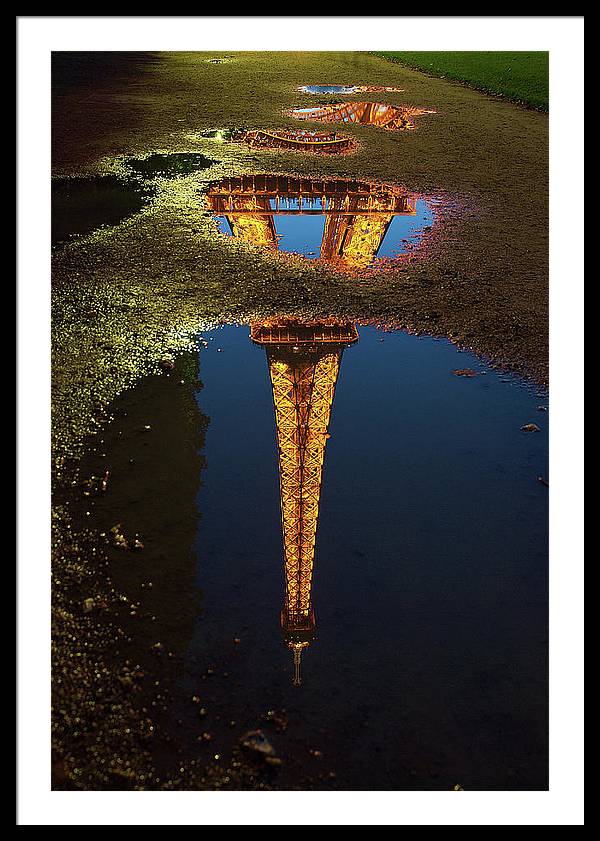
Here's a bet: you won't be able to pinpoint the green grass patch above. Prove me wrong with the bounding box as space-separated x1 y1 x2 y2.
373 52 548 111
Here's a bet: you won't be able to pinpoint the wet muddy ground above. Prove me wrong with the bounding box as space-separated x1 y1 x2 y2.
51 52 549 791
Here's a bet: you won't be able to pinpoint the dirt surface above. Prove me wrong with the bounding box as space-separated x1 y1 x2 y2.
51 52 548 790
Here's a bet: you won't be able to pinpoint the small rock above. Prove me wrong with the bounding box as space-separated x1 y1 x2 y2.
521 423 541 432
452 368 477 377
110 524 128 550
83 597 95 613
265 709 288 732
240 729 276 759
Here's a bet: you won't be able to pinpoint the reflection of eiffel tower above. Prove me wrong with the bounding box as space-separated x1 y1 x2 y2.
290 101 428 130
251 319 359 684
236 128 354 154
207 175 417 270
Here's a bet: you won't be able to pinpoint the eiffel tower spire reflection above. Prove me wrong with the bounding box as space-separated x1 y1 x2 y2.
251 318 359 684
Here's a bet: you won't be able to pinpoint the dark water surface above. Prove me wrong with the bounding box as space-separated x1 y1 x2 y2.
51 175 154 247
124 152 216 179
176 325 548 790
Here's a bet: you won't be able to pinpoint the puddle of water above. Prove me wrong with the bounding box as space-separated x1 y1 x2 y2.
206 174 435 271
124 153 216 179
289 102 434 131
51 175 154 247
190 324 548 788
233 128 355 155
90 322 548 789
298 85 405 95
200 129 235 141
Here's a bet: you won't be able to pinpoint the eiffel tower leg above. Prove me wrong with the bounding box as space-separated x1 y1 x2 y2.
266 347 342 654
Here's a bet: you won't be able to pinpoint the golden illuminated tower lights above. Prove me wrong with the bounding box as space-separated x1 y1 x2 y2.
251 320 359 685
206 174 417 271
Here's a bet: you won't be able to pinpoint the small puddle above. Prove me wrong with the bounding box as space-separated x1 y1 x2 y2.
298 84 405 94
124 153 216 179
51 175 154 248
289 102 434 131
232 128 355 154
205 174 435 272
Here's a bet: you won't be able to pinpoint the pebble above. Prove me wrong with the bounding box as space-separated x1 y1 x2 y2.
83 597 95 613
240 729 276 759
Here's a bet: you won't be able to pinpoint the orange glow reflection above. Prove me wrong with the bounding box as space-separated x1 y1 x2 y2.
206 174 419 271
251 318 359 684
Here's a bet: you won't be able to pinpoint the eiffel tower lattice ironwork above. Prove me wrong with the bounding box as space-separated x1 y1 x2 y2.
251 320 359 684
206 175 417 271
289 101 431 131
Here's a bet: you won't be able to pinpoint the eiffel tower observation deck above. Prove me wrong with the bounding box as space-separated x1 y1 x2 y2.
251 318 359 685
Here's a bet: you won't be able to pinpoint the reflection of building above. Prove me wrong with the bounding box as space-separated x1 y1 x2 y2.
298 85 406 95
206 175 417 271
290 101 431 131
251 319 359 684
235 128 354 154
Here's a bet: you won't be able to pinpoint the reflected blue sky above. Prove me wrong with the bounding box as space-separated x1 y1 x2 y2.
215 198 434 263
300 85 359 94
